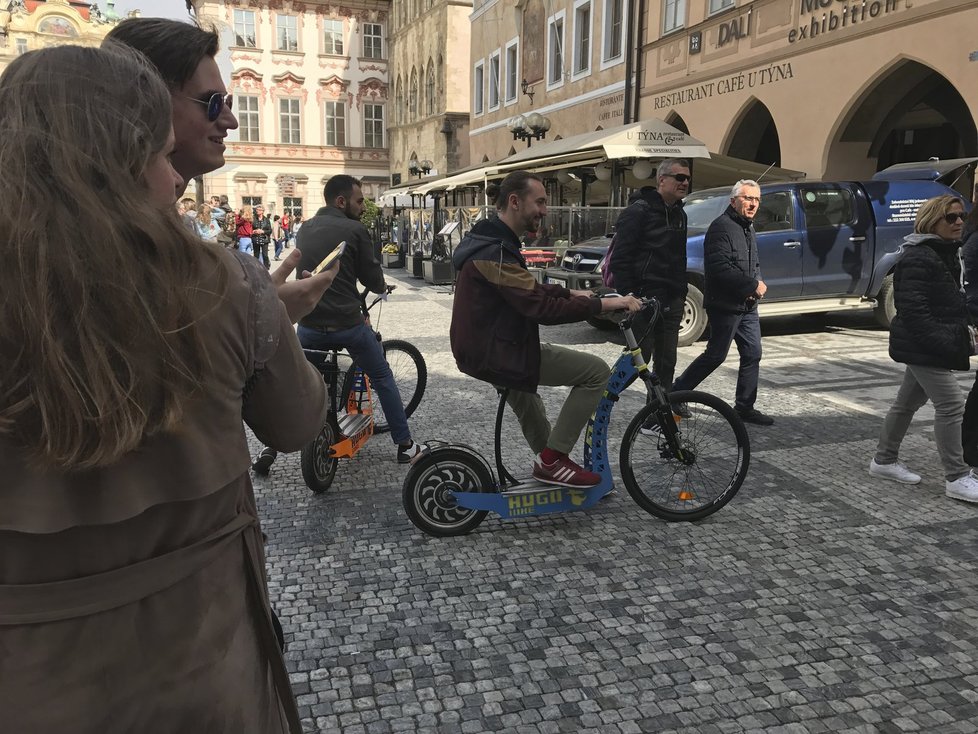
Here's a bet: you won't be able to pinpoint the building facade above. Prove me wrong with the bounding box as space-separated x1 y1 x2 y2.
639 0 977 183
194 0 391 215
387 0 472 186
467 0 630 164
0 0 121 76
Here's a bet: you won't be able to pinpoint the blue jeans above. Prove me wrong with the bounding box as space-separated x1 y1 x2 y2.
672 308 762 412
237 236 253 255
274 239 284 258
297 322 412 445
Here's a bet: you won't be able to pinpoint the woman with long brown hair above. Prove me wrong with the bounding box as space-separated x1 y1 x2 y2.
0 44 326 732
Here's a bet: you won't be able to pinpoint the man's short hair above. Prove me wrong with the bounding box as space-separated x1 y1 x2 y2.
731 179 760 198
105 18 219 90
324 174 361 204
496 171 543 211
656 158 690 178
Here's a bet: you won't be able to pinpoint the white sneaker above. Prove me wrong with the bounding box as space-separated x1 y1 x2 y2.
946 474 978 503
868 459 921 485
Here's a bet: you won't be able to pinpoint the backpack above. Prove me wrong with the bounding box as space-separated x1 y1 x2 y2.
222 209 237 235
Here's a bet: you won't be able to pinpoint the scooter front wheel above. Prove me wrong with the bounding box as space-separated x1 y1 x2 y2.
300 422 338 494
402 446 494 536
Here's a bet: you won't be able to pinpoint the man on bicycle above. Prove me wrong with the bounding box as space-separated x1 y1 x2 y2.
451 171 640 488
252 175 427 473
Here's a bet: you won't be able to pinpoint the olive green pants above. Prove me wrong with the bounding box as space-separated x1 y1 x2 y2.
505 343 611 456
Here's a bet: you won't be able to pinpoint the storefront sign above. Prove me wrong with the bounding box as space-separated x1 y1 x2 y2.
652 62 794 110
598 92 625 122
789 0 911 43
717 12 751 48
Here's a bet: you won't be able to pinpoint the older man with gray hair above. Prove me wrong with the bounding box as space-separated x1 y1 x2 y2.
669 178 774 426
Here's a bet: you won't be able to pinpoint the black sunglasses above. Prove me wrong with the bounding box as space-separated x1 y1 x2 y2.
944 212 966 224
181 92 233 122
662 173 691 183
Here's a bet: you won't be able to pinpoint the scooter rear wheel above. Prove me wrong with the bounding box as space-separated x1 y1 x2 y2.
402 446 494 536
300 422 338 494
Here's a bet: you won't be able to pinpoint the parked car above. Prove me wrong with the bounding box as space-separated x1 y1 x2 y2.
542 160 975 345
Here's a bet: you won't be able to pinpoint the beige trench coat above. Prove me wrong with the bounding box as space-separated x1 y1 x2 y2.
0 251 326 733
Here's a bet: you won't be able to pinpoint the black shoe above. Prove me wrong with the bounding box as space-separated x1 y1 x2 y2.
737 408 774 426
252 447 278 475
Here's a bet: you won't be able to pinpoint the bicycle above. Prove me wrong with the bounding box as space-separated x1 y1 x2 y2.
401 297 750 536
299 286 427 493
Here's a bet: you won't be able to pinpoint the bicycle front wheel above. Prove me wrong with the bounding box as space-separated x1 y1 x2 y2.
341 339 427 434
620 390 750 522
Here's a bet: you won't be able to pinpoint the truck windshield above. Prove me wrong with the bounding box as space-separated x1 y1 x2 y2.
684 191 730 234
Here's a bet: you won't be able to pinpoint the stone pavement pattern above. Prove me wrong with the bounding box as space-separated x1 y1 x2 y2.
251 269 978 734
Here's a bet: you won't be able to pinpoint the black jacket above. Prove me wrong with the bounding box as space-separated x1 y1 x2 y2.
297 206 384 330
609 187 687 302
703 205 761 314
962 225 978 321
888 235 972 371
450 217 601 392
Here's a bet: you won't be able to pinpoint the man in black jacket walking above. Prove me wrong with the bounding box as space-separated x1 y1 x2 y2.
671 180 774 426
609 158 690 392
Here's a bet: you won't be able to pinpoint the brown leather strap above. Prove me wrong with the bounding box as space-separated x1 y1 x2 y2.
0 513 255 625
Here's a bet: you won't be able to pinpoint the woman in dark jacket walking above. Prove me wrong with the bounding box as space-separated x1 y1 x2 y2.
869 195 978 502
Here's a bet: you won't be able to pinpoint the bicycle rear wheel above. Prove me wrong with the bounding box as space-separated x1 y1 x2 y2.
620 390 750 522
341 339 427 434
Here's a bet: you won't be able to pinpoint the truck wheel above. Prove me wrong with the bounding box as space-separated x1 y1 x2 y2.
678 284 707 347
874 275 896 328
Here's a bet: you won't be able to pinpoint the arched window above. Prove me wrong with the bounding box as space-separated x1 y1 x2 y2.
426 58 435 116
409 68 418 120
418 67 425 118
395 77 403 125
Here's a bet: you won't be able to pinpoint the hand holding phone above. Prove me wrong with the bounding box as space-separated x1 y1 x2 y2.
311 241 346 275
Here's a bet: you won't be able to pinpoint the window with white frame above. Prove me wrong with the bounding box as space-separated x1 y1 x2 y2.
473 60 484 115
324 101 345 146
238 95 260 142
488 51 500 110
242 196 262 208
547 12 566 87
277 15 298 51
323 19 343 54
709 0 734 11
573 0 591 76
15 38 27 55
504 39 518 103
233 9 257 48
279 98 301 144
663 0 686 32
282 197 303 217
602 0 624 63
363 104 384 148
362 23 383 58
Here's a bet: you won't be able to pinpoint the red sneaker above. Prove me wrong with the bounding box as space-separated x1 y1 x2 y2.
532 453 600 488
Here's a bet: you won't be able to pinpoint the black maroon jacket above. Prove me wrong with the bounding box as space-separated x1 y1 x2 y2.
450 217 602 392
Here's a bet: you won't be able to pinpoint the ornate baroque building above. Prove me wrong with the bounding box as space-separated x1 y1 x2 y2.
388 0 471 186
194 0 391 215
0 0 122 76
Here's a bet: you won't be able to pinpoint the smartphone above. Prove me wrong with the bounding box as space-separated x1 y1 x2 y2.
311 241 346 275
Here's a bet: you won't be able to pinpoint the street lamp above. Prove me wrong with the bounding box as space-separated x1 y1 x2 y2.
409 157 433 179
508 112 551 147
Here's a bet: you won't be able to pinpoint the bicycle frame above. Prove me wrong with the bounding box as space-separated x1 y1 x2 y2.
450 301 671 519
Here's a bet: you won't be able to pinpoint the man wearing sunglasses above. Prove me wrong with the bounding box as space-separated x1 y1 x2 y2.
106 18 337 324
609 158 691 395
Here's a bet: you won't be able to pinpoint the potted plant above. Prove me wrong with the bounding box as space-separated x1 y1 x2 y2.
381 242 403 268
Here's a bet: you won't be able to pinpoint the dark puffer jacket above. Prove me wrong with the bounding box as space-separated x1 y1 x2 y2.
703 205 761 314
609 188 687 302
888 234 972 370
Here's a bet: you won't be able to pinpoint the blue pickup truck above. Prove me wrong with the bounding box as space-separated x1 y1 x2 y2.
543 160 975 345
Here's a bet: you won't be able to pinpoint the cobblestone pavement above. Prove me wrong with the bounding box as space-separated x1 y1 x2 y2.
251 268 978 734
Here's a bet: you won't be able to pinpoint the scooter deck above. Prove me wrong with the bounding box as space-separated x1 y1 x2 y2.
452 475 614 519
